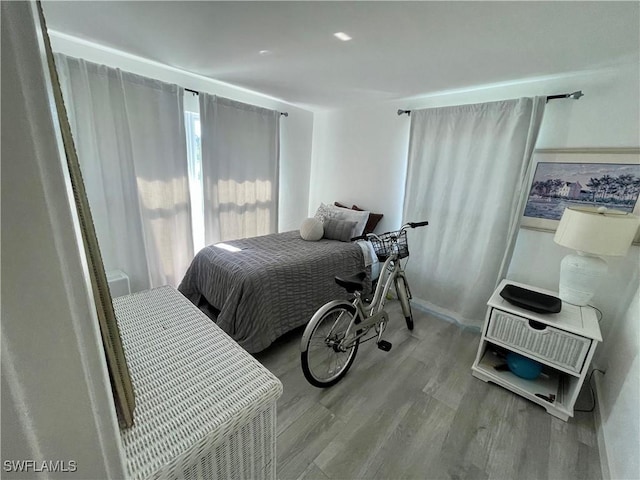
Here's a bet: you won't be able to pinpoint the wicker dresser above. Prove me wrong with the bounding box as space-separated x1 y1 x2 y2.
113 286 283 480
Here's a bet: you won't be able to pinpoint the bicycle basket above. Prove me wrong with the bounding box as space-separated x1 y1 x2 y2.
370 230 409 261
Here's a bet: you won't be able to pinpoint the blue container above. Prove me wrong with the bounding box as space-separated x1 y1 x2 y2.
506 352 543 380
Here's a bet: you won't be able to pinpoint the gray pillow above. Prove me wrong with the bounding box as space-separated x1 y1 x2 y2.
323 219 357 242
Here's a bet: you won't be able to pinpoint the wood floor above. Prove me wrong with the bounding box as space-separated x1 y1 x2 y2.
254 301 602 480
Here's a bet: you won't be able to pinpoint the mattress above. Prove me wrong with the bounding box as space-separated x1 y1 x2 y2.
178 230 368 352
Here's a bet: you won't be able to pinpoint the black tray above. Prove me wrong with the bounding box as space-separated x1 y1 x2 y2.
499 284 562 314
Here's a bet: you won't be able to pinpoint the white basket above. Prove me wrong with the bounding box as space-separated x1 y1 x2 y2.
487 310 591 373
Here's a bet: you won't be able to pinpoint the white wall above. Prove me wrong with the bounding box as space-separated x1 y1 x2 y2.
309 105 411 233
595 286 640 480
309 63 639 477
46 30 314 233
310 64 639 226
1 2 125 478
309 63 639 315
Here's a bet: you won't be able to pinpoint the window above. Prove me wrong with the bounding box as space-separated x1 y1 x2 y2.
185 111 205 253
184 93 279 248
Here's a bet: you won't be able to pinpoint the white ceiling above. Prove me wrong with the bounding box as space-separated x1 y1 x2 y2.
42 1 640 110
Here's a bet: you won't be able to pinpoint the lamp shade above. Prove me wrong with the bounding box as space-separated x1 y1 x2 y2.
554 207 640 256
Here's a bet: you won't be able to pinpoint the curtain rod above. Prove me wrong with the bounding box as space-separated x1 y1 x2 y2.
185 88 288 117
396 90 584 116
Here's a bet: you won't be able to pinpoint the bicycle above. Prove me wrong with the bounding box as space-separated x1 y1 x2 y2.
300 221 429 387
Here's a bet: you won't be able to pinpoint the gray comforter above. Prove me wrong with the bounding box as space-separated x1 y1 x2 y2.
178 231 366 353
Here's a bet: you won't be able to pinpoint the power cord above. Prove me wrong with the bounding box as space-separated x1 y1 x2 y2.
588 304 603 323
575 368 606 413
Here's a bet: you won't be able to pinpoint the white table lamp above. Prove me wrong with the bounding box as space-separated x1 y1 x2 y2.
554 207 640 306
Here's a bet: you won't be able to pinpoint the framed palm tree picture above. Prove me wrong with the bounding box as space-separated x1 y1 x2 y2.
521 149 640 238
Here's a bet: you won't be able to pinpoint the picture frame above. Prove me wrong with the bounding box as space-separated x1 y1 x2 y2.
521 149 640 238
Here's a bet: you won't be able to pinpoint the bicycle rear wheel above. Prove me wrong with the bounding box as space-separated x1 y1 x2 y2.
301 303 360 388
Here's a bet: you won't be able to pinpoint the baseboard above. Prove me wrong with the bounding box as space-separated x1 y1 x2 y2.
592 371 611 480
410 298 482 333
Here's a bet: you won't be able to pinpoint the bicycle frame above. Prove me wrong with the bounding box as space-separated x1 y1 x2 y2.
338 252 408 349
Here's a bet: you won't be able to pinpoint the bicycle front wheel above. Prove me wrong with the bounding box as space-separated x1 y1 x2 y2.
301 303 360 388
395 276 414 330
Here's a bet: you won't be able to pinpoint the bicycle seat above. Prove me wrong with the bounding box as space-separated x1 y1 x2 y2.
335 271 366 293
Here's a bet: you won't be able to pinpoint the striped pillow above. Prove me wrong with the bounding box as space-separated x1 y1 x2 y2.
323 219 357 242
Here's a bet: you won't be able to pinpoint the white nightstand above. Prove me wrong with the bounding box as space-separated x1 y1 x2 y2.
471 279 602 421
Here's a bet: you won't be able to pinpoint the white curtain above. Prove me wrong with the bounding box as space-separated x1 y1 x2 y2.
200 94 279 244
55 54 193 292
403 97 546 326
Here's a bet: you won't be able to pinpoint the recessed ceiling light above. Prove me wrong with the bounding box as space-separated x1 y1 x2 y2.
333 32 352 42
259 49 272 56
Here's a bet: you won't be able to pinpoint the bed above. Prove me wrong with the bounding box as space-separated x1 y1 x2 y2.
178 230 370 353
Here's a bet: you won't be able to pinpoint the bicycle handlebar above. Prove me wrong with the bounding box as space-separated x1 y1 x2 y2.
406 221 429 228
350 220 428 242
